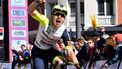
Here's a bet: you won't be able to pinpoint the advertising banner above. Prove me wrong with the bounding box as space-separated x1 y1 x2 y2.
8 0 28 62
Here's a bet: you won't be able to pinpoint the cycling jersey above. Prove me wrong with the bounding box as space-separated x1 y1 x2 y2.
32 10 70 50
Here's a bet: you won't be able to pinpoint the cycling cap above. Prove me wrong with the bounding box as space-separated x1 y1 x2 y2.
52 4 67 16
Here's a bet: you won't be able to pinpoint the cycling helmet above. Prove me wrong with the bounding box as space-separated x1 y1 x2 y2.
52 4 67 16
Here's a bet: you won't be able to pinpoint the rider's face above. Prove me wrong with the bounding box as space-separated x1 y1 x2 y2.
52 12 65 28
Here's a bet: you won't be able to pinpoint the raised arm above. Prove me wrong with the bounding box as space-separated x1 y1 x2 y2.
28 0 45 16
28 1 38 16
28 0 49 26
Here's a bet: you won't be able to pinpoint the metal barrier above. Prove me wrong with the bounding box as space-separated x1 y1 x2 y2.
0 60 122 69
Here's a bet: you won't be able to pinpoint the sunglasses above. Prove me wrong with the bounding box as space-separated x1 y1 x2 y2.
54 12 65 17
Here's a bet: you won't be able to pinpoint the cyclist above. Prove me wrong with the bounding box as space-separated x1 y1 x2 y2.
28 0 70 69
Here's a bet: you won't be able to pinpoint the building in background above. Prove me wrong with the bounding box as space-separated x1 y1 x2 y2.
68 0 122 32
28 0 122 37
28 0 122 40
0 0 122 62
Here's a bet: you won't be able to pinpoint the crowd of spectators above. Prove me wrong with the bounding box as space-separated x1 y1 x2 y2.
52 26 122 69
11 43 33 69
11 27 122 69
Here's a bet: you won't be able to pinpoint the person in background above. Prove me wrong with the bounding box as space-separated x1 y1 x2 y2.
101 37 116 60
73 42 79 51
22 44 32 64
11 44 26 69
29 44 33 58
87 38 96 69
101 33 122 68
99 26 110 39
28 0 70 69
67 40 78 55
92 31 105 60
76 37 89 69
55 39 80 69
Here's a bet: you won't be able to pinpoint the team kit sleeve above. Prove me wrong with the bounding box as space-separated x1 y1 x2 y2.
31 10 49 26
61 29 71 46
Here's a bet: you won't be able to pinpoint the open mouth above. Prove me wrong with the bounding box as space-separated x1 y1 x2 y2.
56 20 61 24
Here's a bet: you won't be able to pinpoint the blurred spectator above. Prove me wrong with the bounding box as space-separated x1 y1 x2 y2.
22 43 32 64
29 44 33 58
11 44 26 69
73 42 79 55
87 38 96 69
21 44 26 51
54 39 80 68
76 37 89 69
101 33 122 67
102 37 116 60
99 26 110 39
92 31 105 59
73 42 79 50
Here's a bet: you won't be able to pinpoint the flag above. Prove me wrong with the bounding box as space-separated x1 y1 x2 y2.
90 15 97 30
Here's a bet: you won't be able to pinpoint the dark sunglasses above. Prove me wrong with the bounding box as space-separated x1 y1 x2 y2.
54 12 65 17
